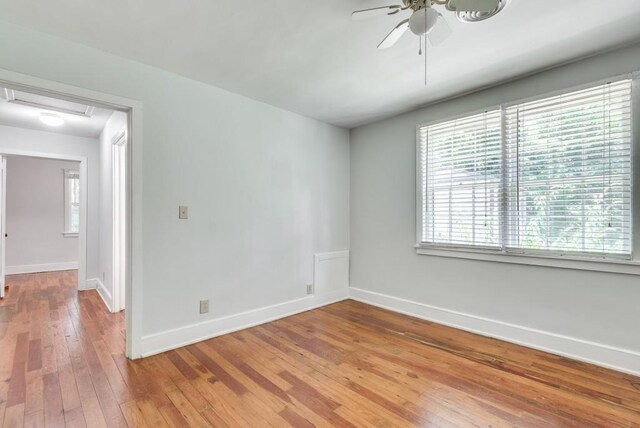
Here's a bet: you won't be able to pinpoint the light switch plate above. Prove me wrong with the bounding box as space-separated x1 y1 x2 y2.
179 206 188 219
200 299 209 314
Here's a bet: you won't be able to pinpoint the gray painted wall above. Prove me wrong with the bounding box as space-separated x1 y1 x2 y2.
350 43 640 353
0 21 350 341
5 156 80 269
0 125 100 279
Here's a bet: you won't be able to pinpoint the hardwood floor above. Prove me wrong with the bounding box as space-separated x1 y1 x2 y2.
1 271 639 427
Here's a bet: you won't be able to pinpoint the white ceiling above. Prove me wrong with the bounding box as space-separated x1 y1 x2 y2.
1 0 640 128
0 88 113 138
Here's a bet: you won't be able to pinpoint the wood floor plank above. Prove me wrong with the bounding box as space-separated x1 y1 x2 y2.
23 409 44 428
63 406 87 428
157 402 191 428
6 333 29 407
112 352 168 407
42 372 65 427
2 271 640 427
26 339 42 372
185 345 247 395
58 366 81 412
189 377 254 427
200 408 231 428
70 363 109 428
165 351 199 381
24 369 44 416
136 398 171 428
175 380 210 413
278 406 315 428
165 389 212 427
120 400 149 428
3 404 25 428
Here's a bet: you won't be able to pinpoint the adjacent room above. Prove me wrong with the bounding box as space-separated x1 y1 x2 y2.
5 155 81 277
0 87 129 331
0 0 639 426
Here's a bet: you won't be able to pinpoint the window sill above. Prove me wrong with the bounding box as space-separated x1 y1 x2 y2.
415 245 640 276
62 232 79 238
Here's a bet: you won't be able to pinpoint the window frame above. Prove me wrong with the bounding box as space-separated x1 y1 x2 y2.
415 73 640 275
63 168 80 237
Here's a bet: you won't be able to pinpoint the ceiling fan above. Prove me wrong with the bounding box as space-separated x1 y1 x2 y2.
352 0 509 49
351 0 509 84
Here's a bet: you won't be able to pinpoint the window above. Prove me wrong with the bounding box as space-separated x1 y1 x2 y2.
418 78 633 262
64 169 80 236
420 110 502 248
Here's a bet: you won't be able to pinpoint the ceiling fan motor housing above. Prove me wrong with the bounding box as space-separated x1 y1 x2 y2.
454 0 509 22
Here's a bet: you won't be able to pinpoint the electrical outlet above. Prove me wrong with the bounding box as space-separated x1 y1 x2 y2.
200 299 209 314
306 284 313 295
179 206 189 219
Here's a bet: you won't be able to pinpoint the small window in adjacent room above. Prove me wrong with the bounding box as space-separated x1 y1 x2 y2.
63 169 80 236
417 78 634 264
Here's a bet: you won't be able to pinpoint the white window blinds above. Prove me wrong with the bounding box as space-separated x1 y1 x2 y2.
505 80 632 257
418 78 633 260
420 110 502 248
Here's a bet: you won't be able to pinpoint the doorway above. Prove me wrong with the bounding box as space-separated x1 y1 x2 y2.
0 72 139 357
0 152 88 299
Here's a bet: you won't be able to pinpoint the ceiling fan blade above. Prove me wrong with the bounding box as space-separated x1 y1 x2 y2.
377 19 410 49
427 14 452 46
352 5 402 21
449 0 499 12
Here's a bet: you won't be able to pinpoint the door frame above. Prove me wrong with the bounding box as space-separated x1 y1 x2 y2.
0 151 88 292
0 156 5 299
0 69 144 359
112 131 127 313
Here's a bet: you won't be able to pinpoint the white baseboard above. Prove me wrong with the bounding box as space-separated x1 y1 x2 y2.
349 287 640 376
88 278 114 313
140 289 349 358
82 277 98 291
6 261 78 275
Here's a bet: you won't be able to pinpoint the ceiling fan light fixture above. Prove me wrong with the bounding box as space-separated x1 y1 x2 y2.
408 7 440 36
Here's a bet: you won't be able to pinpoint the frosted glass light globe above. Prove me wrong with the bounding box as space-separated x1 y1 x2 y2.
39 113 65 127
409 7 439 36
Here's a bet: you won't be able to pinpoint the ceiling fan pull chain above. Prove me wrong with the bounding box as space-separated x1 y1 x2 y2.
424 9 428 86
419 36 422 55
424 32 428 86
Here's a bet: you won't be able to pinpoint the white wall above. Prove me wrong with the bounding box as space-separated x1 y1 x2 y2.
350 43 640 373
0 20 350 353
0 125 100 279
5 156 80 272
97 111 127 309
